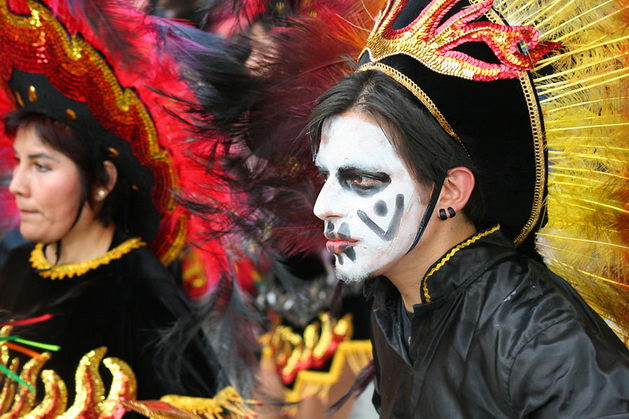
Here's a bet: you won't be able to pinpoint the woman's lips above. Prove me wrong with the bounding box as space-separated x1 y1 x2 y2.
326 240 357 254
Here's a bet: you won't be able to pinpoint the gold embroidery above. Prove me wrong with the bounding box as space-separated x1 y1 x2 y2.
362 0 558 81
26 370 68 418
29 237 146 280
0 342 137 418
470 0 546 245
5 352 50 417
423 225 501 302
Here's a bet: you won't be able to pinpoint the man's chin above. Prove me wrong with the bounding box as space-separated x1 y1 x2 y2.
334 267 370 283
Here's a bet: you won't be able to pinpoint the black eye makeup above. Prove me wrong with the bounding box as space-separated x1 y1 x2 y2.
337 167 391 197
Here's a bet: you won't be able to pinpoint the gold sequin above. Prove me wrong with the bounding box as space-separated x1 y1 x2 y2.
27 85 37 103
264 312 354 385
65 108 76 121
14 90 24 107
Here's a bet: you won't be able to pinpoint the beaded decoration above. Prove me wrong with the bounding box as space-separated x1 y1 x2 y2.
0 0 186 265
362 0 561 81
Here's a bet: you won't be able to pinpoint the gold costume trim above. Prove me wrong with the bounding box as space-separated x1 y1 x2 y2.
288 340 372 403
123 386 257 418
30 238 146 280
0 339 138 418
470 0 547 246
423 225 501 303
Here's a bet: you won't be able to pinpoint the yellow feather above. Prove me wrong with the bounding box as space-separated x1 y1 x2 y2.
493 0 629 345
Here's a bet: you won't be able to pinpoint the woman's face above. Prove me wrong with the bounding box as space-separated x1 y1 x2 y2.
9 123 84 243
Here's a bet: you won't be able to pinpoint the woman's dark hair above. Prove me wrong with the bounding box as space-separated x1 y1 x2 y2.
308 70 485 227
5 110 123 227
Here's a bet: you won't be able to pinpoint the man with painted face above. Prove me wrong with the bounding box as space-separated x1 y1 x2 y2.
310 0 629 416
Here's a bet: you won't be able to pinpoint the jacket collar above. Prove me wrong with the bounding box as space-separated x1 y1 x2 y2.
365 225 509 307
420 225 504 304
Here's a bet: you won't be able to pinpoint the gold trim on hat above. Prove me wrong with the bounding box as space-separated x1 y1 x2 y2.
478 1 546 246
358 61 468 154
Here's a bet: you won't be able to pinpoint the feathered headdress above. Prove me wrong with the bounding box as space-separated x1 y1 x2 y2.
0 0 206 266
177 0 628 345
161 0 385 260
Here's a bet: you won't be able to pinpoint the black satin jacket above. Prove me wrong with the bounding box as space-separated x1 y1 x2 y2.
368 226 629 418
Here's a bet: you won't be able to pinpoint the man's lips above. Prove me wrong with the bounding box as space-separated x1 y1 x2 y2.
326 239 357 254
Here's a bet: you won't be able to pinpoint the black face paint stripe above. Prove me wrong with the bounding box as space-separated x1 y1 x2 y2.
344 247 356 261
374 200 388 216
406 176 445 253
337 254 344 265
338 223 351 240
326 221 335 235
357 194 404 241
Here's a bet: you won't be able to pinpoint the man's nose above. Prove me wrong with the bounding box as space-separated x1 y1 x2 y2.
313 177 346 221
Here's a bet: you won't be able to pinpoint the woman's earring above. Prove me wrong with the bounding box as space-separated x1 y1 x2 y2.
97 189 107 201
447 207 456 218
438 208 448 220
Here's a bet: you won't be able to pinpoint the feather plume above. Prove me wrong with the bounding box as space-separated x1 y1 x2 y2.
165 0 385 260
491 0 629 343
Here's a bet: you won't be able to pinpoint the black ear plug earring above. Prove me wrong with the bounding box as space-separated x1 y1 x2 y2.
438 207 456 220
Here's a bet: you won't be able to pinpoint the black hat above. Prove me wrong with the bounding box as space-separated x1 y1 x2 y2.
358 0 560 249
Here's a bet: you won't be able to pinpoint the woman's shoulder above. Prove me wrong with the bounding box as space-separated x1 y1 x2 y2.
0 240 35 285
1 239 34 266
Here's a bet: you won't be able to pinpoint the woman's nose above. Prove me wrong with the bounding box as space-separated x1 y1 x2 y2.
8 165 28 197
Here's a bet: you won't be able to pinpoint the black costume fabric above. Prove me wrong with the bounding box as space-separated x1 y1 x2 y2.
368 227 629 418
0 230 227 400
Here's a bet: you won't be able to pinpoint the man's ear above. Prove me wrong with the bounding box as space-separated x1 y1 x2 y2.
437 166 475 213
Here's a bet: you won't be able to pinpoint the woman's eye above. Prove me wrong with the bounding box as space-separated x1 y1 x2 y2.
34 162 51 172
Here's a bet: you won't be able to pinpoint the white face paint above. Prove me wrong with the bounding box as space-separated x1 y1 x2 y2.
313 112 426 282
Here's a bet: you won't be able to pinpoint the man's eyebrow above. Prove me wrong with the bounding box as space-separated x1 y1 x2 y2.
338 164 385 174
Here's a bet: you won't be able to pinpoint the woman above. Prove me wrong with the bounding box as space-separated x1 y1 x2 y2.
0 0 225 403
